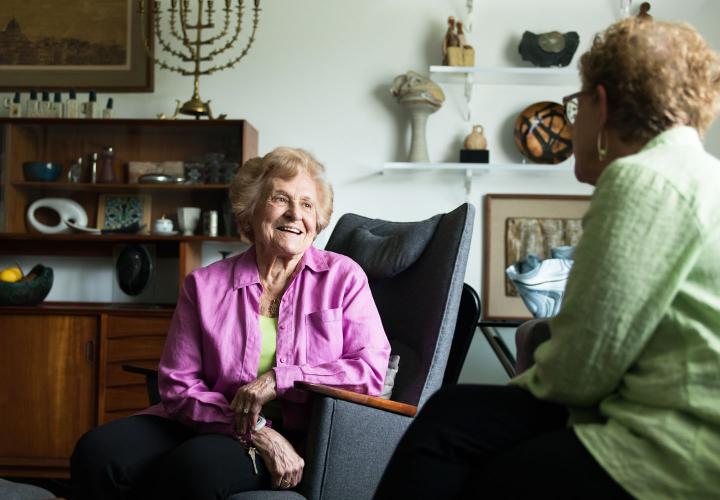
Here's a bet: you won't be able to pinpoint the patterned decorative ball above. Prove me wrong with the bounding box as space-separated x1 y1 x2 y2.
513 101 573 164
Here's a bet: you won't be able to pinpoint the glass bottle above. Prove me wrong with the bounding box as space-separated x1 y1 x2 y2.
98 146 117 183
65 89 80 118
26 90 39 117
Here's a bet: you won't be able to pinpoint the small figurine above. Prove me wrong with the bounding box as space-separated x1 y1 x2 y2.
442 16 475 67
442 16 460 65
638 2 652 20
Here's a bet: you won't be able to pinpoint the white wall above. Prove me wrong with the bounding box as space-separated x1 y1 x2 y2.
2 0 719 382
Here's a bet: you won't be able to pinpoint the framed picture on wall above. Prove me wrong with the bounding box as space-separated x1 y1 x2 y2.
97 194 152 233
0 0 153 91
482 194 592 321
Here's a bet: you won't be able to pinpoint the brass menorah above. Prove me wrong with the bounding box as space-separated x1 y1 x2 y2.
138 0 262 119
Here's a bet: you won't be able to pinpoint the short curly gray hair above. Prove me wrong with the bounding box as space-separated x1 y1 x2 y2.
580 17 720 143
229 147 334 242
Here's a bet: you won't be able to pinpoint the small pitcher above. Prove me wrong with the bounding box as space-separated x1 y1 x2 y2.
464 124 487 150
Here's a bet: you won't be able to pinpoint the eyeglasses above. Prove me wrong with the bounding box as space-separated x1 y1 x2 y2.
562 90 593 125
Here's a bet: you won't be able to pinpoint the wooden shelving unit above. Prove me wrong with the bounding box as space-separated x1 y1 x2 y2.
0 117 257 283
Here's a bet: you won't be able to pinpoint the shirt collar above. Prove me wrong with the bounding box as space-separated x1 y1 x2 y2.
232 244 329 290
641 126 702 152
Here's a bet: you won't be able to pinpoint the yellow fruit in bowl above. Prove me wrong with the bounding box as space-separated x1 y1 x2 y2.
0 266 23 283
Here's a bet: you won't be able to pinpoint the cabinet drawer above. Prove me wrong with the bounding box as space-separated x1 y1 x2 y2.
107 336 166 363
105 385 150 412
106 315 172 339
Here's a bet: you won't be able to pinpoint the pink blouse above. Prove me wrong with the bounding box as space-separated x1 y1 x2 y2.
141 245 390 435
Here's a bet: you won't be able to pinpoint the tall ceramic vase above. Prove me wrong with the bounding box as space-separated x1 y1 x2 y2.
404 101 440 163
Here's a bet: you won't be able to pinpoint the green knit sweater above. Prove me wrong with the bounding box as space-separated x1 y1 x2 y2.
511 127 720 499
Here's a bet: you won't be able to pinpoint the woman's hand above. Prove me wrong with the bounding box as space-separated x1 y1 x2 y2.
252 427 304 489
230 371 277 435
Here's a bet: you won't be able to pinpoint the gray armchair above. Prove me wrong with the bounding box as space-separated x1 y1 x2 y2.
126 203 476 500
279 203 475 500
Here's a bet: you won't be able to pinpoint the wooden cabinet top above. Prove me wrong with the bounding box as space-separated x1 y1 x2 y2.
0 302 174 316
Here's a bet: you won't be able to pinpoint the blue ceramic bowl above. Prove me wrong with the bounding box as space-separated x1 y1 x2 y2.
23 162 62 182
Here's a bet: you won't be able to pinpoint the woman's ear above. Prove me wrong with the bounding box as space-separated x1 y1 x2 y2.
595 84 609 127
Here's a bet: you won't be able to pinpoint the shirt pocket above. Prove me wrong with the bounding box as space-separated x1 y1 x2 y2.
305 308 343 366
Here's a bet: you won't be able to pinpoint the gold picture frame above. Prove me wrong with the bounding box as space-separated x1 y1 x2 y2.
0 0 153 92
482 194 592 321
97 194 152 234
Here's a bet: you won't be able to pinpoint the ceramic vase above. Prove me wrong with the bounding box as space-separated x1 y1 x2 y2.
177 207 201 236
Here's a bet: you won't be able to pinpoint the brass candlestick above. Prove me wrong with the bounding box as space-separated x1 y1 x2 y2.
138 0 261 119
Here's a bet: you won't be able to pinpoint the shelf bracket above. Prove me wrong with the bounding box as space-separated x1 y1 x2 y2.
464 73 473 122
464 168 472 198
465 0 474 33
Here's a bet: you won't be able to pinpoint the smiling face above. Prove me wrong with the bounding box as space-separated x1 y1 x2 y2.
251 172 319 259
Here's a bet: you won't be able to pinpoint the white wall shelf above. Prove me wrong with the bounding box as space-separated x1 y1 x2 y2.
429 66 579 121
382 161 574 196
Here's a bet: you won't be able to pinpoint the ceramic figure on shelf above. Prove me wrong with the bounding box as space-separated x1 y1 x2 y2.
460 124 490 163
391 71 445 163
464 124 487 150
638 2 652 19
456 21 475 66
442 16 460 65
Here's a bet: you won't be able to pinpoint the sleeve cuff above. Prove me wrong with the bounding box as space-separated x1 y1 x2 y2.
273 365 304 395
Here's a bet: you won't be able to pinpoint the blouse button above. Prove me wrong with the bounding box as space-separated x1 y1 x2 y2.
279 357 286 363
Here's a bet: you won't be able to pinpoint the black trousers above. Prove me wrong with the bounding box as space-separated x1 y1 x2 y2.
71 415 271 500
374 385 633 499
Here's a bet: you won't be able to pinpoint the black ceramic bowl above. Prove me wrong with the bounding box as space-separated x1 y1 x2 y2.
23 162 62 182
0 264 54 306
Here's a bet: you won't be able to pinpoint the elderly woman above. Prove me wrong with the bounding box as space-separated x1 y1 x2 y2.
72 147 390 499
376 17 720 499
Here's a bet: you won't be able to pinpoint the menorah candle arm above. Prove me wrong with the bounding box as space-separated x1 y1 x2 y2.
212 6 259 70
155 10 194 60
205 0 245 60
199 4 233 46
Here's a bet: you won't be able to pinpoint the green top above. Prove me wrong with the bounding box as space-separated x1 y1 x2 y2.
511 127 720 499
258 315 278 376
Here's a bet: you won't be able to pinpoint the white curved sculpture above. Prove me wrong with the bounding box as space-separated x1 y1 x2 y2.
27 198 88 234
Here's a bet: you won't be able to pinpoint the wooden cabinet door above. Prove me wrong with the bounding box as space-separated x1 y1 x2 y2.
0 314 97 475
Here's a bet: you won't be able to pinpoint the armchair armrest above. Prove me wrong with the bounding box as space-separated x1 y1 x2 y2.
295 381 417 417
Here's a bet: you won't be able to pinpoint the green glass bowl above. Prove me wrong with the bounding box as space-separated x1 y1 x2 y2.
0 265 54 306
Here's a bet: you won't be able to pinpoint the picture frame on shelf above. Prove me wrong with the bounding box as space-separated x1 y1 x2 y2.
0 1 153 92
482 194 591 321
97 194 152 234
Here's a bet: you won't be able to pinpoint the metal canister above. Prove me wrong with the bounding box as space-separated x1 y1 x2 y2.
203 210 218 237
